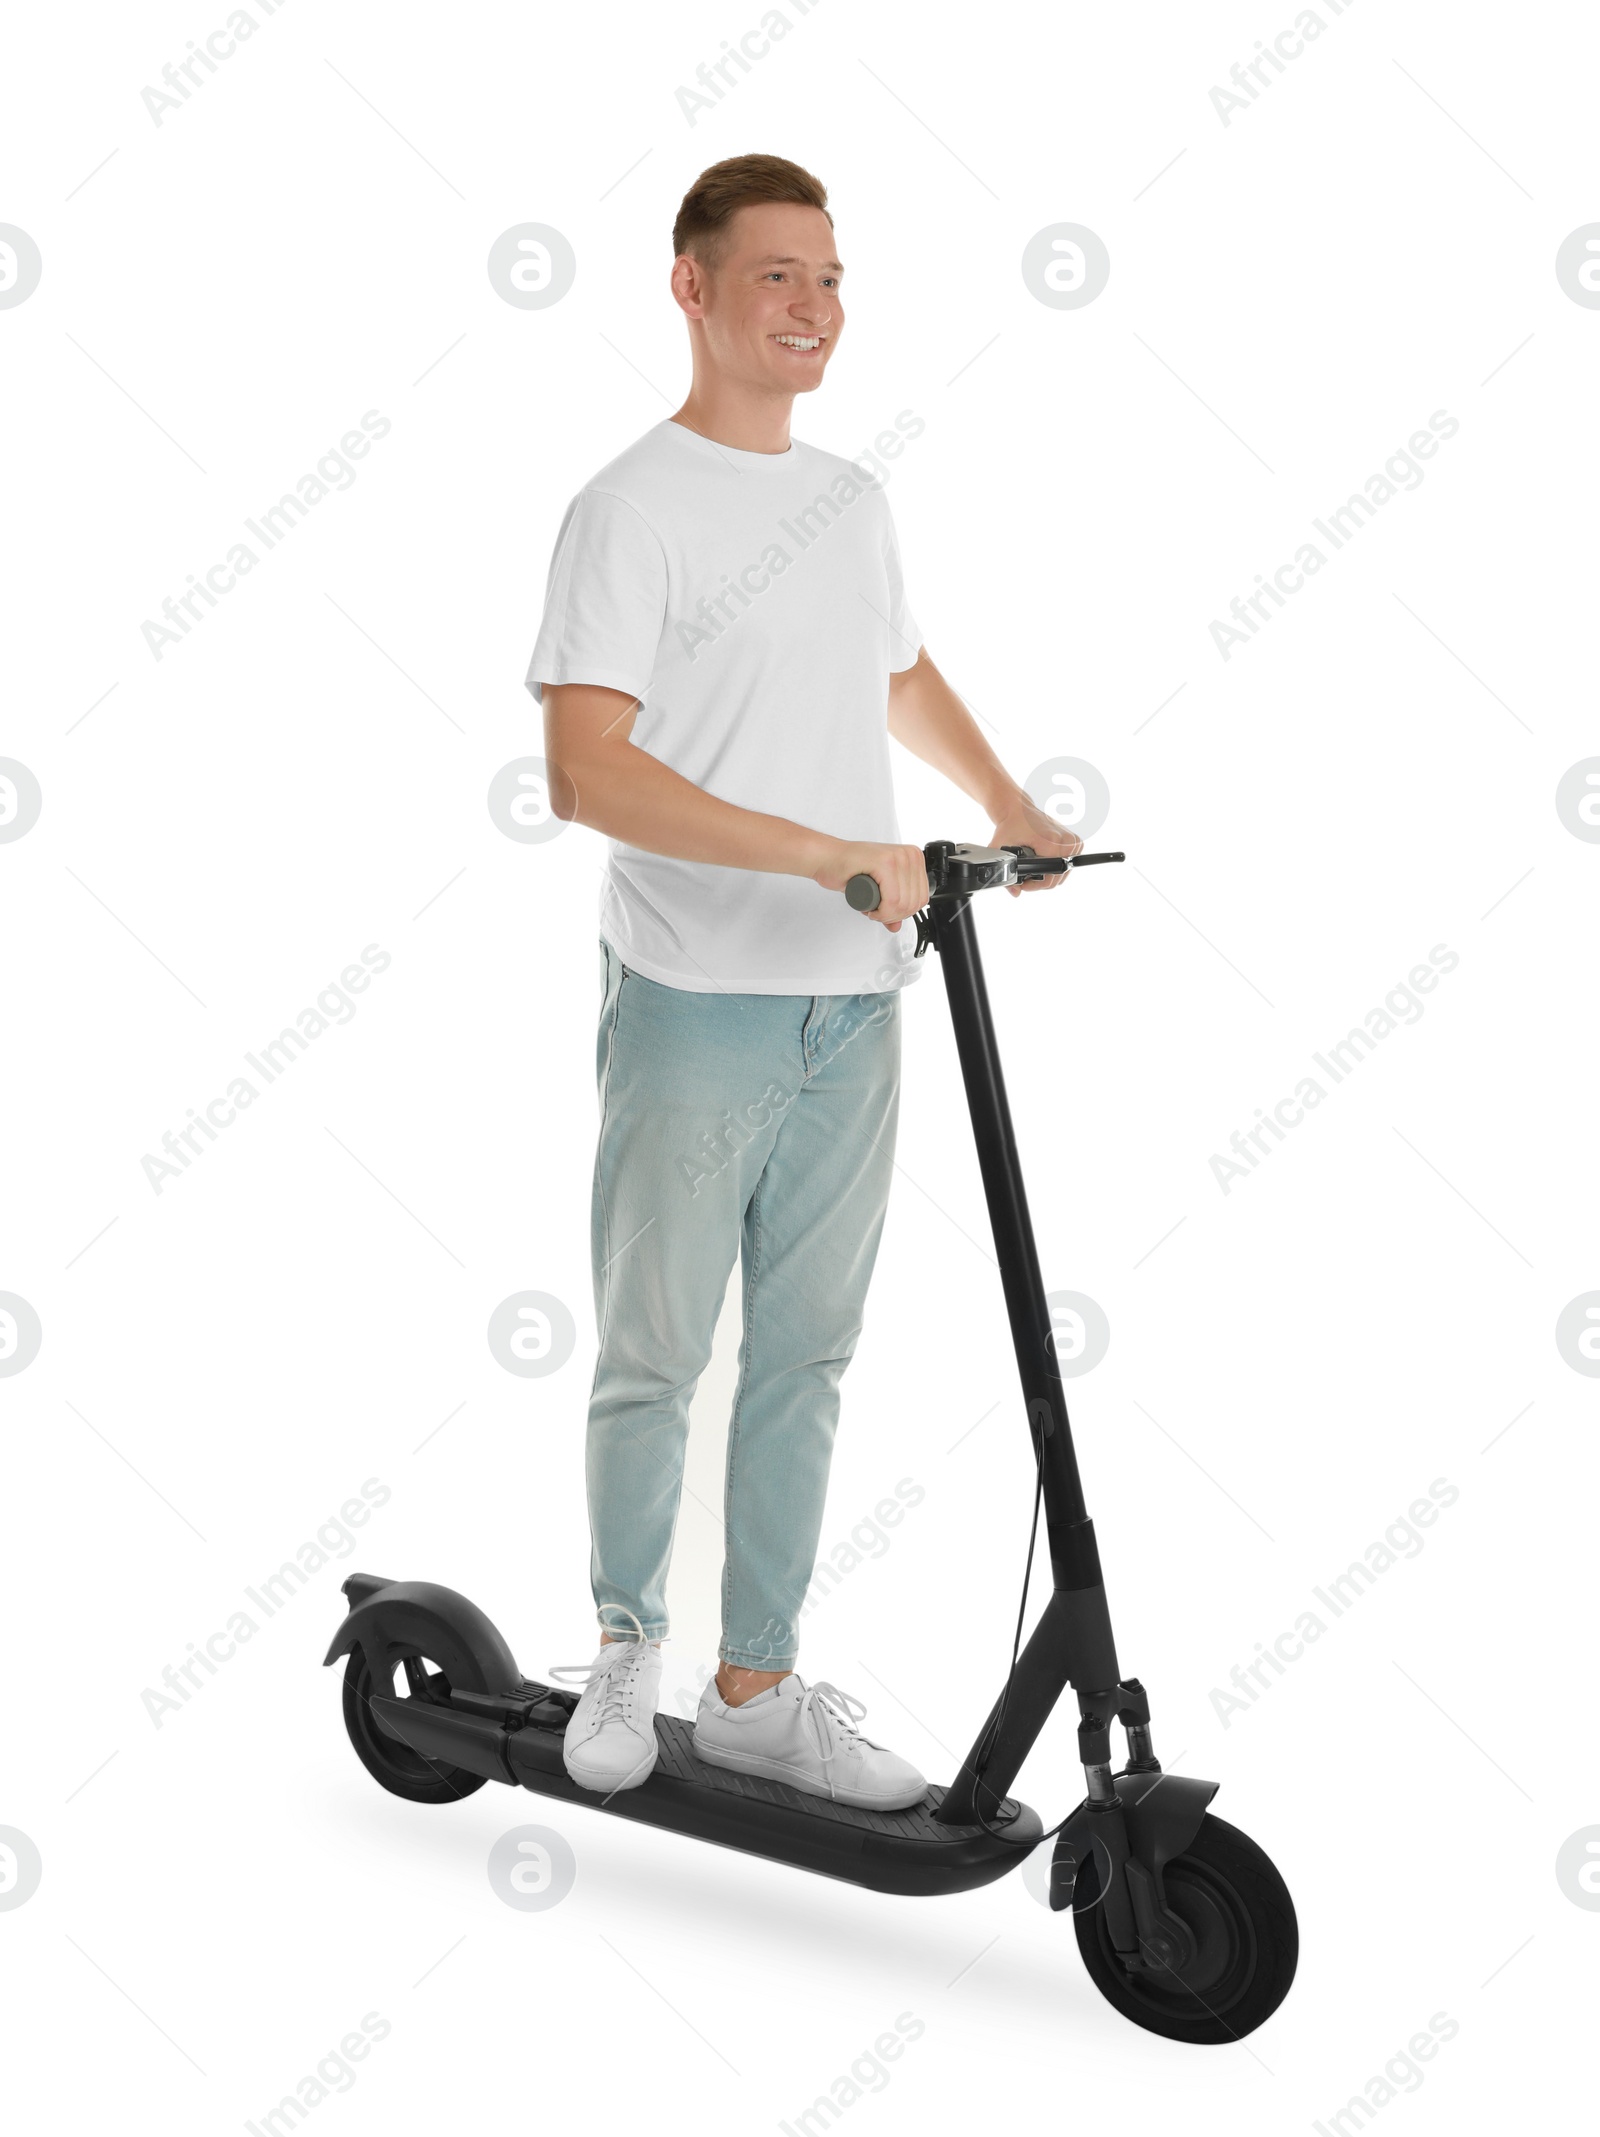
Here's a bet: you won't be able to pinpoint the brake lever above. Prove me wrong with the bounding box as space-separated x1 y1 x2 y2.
1004 844 1125 880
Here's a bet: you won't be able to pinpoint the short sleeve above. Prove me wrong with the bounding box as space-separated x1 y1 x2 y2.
880 496 923 674
525 488 668 704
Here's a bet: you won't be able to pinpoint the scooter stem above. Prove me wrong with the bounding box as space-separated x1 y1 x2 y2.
926 887 1125 1827
929 894 1093 1541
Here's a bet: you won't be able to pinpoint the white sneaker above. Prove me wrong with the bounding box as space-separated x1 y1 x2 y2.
549 1615 662 1795
693 1672 927 1812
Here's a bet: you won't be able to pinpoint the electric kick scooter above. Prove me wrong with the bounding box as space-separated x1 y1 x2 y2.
325 840 1298 2044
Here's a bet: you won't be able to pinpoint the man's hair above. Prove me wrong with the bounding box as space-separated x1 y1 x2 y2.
672 154 831 265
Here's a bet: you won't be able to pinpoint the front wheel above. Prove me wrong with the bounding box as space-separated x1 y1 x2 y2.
1073 1813 1297 2043
341 1649 489 1804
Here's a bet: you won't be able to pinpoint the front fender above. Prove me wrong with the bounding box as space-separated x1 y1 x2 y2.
1119 1768 1218 1873
1048 1769 1219 1913
323 1575 521 1696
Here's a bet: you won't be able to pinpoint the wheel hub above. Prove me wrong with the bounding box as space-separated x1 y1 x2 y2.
1134 1917 1196 1976
1131 1880 1233 1994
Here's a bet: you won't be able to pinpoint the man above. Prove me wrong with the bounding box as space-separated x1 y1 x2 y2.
529 153 1079 1809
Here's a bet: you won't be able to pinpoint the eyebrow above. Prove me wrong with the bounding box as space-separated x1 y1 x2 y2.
752 254 844 272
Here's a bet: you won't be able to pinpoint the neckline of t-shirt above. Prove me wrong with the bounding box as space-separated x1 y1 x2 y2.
660 419 805 474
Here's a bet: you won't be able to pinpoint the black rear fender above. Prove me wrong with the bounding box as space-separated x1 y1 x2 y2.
323 1575 521 1695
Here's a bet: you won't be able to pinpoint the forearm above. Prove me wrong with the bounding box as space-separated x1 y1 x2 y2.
543 680 931 917
886 649 1024 822
547 710 831 878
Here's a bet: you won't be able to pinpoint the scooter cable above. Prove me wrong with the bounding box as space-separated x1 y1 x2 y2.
964 1433 1078 1850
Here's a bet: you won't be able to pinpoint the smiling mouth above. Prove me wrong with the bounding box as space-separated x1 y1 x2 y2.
771 334 826 354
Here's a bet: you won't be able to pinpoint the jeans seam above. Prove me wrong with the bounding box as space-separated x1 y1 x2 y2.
721 1166 766 1645
588 947 626 1411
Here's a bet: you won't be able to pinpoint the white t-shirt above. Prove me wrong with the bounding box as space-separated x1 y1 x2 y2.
526 418 924 995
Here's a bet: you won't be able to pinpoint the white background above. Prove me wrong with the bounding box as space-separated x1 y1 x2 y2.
2 1 1595 2129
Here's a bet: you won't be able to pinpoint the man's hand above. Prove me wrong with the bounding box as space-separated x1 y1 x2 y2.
886 655 1084 897
814 841 929 930
988 795 1083 895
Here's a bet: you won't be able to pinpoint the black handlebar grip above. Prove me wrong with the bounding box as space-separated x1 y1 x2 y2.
845 873 881 912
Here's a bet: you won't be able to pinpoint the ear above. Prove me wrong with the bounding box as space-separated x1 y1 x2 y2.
671 252 710 320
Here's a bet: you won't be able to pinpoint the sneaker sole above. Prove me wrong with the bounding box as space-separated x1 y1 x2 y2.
563 1737 660 1794
691 1736 927 1813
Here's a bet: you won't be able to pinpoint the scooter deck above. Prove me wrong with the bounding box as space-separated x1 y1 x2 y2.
384 1673 1042 1898
329 1575 1042 1897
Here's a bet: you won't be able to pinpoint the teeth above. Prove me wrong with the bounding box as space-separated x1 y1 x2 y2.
774 335 821 349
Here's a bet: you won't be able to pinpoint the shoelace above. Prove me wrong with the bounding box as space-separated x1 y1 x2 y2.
794 1679 873 1768
549 1608 654 1728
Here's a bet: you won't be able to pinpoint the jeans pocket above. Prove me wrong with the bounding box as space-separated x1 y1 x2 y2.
596 941 629 1095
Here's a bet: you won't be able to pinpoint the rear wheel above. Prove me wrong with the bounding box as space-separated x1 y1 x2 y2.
1073 1813 1297 2043
341 1649 488 1804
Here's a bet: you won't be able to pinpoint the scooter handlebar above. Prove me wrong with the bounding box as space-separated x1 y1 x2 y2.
845 847 1124 913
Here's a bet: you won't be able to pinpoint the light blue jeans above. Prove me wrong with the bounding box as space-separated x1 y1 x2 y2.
586 938 902 1668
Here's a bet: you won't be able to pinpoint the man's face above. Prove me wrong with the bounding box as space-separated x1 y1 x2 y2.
677 201 844 396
